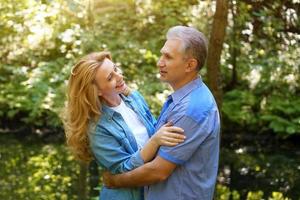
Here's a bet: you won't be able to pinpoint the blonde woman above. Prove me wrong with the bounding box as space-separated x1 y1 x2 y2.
65 51 185 200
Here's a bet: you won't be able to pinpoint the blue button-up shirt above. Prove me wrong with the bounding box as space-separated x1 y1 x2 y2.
146 77 220 200
89 91 156 200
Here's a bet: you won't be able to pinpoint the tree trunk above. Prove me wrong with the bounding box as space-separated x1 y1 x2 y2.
78 162 88 200
207 0 229 111
89 160 100 197
227 0 238 91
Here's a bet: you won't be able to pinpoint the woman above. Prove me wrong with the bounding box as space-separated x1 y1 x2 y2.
64 51 185 200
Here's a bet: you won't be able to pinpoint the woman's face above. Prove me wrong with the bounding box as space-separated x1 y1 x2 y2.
94 58 126 100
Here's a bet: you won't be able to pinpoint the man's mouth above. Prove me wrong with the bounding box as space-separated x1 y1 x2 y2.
160 70 167 75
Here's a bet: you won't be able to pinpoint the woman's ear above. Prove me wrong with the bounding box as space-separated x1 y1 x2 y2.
95 84 102 97
185 58 198 72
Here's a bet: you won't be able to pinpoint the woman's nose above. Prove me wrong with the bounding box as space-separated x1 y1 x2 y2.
115 71 123 81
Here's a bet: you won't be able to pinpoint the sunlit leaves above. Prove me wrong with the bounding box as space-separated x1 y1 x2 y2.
0 137 80 200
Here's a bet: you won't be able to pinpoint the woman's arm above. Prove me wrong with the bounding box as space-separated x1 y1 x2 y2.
139 122 185 163
128 91 185 163
90 128 145 174
90 122 184 174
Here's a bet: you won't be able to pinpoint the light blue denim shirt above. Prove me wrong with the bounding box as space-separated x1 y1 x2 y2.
146 77 220 200
89 91 156 200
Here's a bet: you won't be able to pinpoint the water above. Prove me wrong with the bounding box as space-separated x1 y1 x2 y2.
1 134 299 200
217 142 300 199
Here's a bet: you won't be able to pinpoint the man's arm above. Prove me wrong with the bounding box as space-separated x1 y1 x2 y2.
103 155 176 188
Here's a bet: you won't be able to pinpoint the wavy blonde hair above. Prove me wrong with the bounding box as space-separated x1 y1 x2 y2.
64 51 111 162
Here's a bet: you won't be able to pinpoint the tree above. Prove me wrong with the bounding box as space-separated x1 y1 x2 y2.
207 0 229 110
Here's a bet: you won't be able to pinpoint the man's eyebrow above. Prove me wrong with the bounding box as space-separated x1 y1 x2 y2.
161 50 168 55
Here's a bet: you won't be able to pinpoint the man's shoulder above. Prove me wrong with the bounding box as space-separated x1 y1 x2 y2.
185 84 217 123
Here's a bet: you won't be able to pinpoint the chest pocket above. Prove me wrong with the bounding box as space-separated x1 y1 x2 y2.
105 116 137 154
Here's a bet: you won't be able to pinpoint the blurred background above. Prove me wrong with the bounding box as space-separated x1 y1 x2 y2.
0 0 299 199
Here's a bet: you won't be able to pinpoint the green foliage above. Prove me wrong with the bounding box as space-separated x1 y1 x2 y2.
222 90 258 126
222 90 300 136
215 184 240 200
246 191 264 200
260 96 300 137
221 0 300 137
0 137 80 200
0 0 89 128
0 0 299 137
0 0 208 127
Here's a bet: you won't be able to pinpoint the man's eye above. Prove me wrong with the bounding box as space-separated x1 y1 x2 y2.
165 54 171 59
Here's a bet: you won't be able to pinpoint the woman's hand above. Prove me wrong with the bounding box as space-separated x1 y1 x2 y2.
152 122 185 146
139 122 185 163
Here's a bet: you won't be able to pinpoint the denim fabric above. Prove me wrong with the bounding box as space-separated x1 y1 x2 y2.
89 91 156 200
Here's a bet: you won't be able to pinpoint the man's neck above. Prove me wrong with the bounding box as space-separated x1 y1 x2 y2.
171 74 198 91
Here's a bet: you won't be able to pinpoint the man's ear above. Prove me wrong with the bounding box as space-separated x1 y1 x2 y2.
185 58 198 72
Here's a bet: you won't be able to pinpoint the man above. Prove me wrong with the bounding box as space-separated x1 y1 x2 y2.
104 25 220 200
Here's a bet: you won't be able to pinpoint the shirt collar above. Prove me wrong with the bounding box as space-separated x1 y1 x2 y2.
170 76 202 104
102 94 132 119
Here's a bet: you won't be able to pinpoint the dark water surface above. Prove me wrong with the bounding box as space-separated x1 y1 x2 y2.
1 134 299 199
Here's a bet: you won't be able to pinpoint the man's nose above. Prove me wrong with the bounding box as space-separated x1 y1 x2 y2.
157 58 164 67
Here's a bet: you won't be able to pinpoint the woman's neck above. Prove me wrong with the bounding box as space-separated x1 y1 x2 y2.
102 94 122 107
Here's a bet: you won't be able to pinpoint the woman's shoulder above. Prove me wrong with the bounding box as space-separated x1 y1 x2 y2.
127 90 147 103
128 90 142 98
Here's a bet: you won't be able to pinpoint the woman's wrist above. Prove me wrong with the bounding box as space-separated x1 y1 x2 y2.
149 135 160 147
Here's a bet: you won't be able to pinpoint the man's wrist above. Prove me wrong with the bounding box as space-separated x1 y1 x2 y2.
111 174 122 188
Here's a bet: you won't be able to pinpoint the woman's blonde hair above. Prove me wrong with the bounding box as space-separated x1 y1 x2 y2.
64 51 111 162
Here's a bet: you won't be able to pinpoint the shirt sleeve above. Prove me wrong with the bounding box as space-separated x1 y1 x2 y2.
89 126 145 174
158 113 215 165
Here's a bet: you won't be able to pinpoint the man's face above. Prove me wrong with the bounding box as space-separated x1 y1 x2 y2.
157 39 189 90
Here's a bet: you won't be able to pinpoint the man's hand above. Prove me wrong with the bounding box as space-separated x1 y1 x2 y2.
102 170 118 188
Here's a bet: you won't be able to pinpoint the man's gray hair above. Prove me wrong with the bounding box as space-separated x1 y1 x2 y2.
166 25 208 70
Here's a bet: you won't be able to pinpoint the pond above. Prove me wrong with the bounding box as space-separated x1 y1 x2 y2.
0 134 299 200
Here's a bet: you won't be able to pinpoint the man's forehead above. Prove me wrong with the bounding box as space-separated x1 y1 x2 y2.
161 38 183 53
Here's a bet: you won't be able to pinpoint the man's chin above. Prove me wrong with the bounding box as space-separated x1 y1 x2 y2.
159 77 168 82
